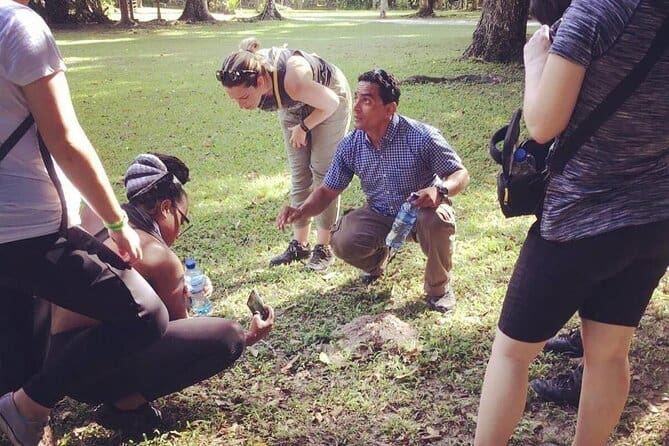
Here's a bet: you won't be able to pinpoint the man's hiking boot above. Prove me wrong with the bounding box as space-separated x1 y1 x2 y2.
426 288 456 313
269 240 310 267
304 244 334 272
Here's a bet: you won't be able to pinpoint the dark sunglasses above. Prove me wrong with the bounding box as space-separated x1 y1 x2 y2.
215 69 257 84
175 206 192 237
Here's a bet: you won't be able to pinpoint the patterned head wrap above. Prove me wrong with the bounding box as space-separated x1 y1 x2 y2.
124 154 178 200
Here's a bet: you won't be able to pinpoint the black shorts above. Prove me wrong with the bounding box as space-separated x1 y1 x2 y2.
498 219 669 343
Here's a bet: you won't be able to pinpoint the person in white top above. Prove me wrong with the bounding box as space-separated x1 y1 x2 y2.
0 1 168 445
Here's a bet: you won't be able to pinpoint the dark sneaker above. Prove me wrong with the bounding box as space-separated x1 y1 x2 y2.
304 244 334 272
544 329 583 358
426 288 456 313
360 272 382 285
269 240 311 267
530 365 583 407
0 392 48 446
93 402 162 433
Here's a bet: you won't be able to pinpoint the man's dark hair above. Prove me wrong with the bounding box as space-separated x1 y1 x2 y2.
358 69 401 105
529 0 571 25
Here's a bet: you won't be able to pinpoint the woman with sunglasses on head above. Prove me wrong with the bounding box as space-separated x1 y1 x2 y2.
47 153 274 433
218 37 351 273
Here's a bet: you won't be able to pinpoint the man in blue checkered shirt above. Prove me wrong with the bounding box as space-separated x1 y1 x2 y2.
277 69 469 312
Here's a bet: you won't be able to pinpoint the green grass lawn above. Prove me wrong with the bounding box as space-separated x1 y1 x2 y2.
21 15 669 446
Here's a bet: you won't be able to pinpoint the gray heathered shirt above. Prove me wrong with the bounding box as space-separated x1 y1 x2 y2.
541 0 669 242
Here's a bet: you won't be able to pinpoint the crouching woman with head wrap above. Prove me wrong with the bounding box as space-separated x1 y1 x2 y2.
48 153 275 433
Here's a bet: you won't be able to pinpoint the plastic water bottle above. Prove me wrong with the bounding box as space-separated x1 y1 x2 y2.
511 147 537 176
184 259 211 316
385 195 418 250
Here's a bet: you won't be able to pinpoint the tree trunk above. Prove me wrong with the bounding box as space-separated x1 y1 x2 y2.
254 0 281 20
178 0 216 21
463 0 528 63
379 0 387 18
416 0 435 17
117 0 136 25
45 0 69 23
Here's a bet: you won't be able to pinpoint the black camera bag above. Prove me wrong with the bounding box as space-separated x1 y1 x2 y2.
489 14 668 219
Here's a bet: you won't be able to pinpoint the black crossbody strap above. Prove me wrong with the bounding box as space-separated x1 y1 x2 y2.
36 133 69 235
550 14 669 173
1 113 68 235
0 115 35 163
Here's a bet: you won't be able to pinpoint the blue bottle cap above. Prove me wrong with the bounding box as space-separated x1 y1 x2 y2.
513 147 527 161
185 258 196 269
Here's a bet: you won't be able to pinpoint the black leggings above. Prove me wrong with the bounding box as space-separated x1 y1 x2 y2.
46 317 246 404
0 227 168 407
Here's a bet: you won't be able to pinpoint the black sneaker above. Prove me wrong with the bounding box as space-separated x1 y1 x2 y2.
93 402 162 433
530 365 583 407
269 240 311 267
304 244 334 272
544 329 583 358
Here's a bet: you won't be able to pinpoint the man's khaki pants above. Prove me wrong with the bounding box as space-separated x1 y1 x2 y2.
330 203 456 297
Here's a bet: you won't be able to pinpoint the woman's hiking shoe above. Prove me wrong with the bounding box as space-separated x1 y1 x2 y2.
269 240 311 267
304 244 334 272
92 402 162 433
0 392 48 446
543 329 583 358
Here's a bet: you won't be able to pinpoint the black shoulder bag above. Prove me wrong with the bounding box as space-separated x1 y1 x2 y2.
489 15 669 218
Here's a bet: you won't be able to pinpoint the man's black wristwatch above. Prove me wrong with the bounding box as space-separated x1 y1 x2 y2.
436 184 449 201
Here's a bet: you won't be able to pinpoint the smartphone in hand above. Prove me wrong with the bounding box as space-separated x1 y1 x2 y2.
247 289 270 320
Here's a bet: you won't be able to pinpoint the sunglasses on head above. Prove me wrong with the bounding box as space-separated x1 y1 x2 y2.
215 69 257 84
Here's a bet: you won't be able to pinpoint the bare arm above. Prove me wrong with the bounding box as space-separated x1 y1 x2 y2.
523 26 587 143
276 185 340 230
414 168 470 208
131 242 188 320
21 71 142 261
283 55 341 148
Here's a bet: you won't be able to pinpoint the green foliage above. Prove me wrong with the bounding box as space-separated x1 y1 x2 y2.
32 17 669 446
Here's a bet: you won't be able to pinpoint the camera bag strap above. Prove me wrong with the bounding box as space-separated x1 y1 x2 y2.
550 14 669 174
0 114 34 163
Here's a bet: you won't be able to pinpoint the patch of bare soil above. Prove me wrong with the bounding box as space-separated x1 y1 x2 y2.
331 312 420 356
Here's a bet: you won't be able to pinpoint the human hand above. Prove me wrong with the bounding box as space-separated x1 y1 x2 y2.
288 124 308 149
109 225 143 263
276 206 302 230
203 275 214 298
412 187 440 208
245 304 275 346
524 25 551 71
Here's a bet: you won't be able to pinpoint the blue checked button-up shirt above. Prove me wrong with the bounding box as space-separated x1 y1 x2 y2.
324 113 464 217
